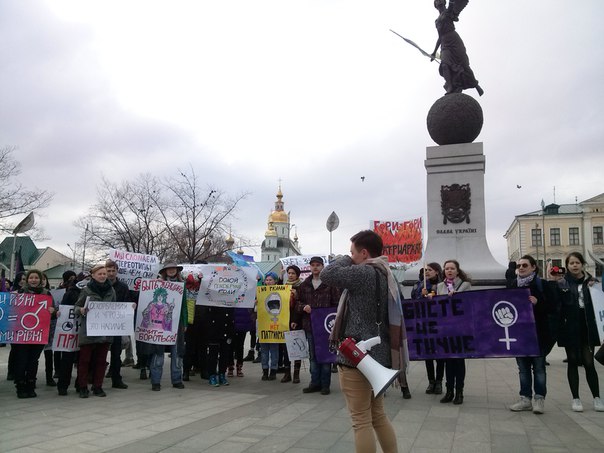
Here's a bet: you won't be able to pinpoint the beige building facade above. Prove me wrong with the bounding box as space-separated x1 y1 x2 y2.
504 193 604 277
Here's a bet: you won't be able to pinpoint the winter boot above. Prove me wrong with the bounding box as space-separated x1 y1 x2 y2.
425 380 435 394
16 381 29 399
268 369 277 381
243 350 254 362
433 380 443 395
140 368 148 380
261 369 269 381
292 361 301 384
26 380 37 398
236 362 244 377
453 389 464 405
219 373 229 386
281 367 292 383
227 366 234 378
440 389 454 403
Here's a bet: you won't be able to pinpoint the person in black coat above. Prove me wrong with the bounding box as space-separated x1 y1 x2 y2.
55 271 87 396
105 259 136 389
553 252 603 412
507 255 558 414
201 304 235 387
412 263 444 396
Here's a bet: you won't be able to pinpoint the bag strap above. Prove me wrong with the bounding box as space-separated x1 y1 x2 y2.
374 268 383 334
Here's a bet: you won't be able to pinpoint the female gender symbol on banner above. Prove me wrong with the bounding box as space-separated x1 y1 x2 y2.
492 301 518 350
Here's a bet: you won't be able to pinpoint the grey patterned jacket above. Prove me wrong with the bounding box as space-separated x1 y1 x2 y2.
320 256 392 368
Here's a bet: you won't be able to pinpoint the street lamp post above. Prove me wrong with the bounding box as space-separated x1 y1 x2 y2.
67 243 77 271
81 224 89 272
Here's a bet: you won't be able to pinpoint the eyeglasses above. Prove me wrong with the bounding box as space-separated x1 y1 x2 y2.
516 263 530 269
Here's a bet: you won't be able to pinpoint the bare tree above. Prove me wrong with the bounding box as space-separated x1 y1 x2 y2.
154 166 249 263
77 167 249 263
77 174 172 260
0 146 53 233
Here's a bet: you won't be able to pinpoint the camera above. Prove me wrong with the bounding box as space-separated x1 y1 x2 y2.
550 266 566 275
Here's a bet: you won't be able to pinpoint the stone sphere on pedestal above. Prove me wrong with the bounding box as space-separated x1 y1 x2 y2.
427 93 483 145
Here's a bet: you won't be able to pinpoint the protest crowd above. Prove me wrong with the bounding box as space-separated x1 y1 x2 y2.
1 231 603 453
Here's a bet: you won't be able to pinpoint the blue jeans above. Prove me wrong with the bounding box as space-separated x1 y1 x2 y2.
516 355 546 399
149 344 183 385
260 343 279 370
307 332 332 389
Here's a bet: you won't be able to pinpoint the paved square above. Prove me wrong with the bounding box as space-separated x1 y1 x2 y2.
1 346 603 452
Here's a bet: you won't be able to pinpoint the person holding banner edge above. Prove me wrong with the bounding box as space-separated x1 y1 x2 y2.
104 259 135 390
412 262 445 395
74 263 116 398
259 272 280 381
283 264 303 384
146 263 187 391
323 230 407 453
551 252 604 412
13 269 56 398
434 259 471 405
295 257 340 394
506 255 558 414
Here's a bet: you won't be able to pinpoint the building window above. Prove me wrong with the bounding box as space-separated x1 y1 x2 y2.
550 228 560 246
569 227 580 245
594 226 603 245
531 228 542 246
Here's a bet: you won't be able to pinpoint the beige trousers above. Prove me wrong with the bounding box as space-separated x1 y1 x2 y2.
338 366 398 453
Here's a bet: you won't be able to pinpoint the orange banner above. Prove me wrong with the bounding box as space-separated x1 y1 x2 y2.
372 218 423 263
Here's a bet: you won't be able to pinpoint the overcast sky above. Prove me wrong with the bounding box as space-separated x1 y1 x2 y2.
1 0 602 268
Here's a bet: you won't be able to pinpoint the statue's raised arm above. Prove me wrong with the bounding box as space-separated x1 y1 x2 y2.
432 0 483 96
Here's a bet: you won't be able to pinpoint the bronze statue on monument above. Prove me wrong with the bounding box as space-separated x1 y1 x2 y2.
431 0 483 96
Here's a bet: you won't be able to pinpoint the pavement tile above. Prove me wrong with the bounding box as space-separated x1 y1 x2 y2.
413 430 454 449
1 346 604 453
292 430 344 450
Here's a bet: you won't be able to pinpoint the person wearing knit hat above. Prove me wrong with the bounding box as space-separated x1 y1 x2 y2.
145 263 187 391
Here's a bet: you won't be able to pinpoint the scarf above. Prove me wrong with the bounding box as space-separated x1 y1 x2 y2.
88 278 113 298
329 255 409 383
445 278 456 292
516 272 536 288
566 272 587 308
22 284 45 294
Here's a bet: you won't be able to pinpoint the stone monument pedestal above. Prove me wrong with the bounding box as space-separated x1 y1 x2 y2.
423 142 505 283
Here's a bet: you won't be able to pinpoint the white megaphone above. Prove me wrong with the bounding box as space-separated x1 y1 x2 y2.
338 336 400 398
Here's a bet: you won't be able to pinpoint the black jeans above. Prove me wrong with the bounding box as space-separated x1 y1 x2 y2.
109 336 123 383
57 351 77 391
445 358 466 391
229 332 246 366
207 341 231 376
425 359 445 382
12 344 44 383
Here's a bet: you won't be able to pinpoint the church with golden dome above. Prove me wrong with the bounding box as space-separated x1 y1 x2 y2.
261 185 301 261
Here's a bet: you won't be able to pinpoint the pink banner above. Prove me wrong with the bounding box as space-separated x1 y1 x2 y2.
0 292 52 344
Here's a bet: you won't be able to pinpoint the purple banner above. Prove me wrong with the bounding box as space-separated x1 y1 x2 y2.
402 288 540 360
310 307 337 364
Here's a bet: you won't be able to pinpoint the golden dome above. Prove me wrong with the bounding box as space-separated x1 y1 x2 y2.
268 210 289 223
225 233 235 248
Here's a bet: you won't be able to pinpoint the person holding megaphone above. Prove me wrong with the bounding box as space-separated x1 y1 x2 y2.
322 230 408 453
